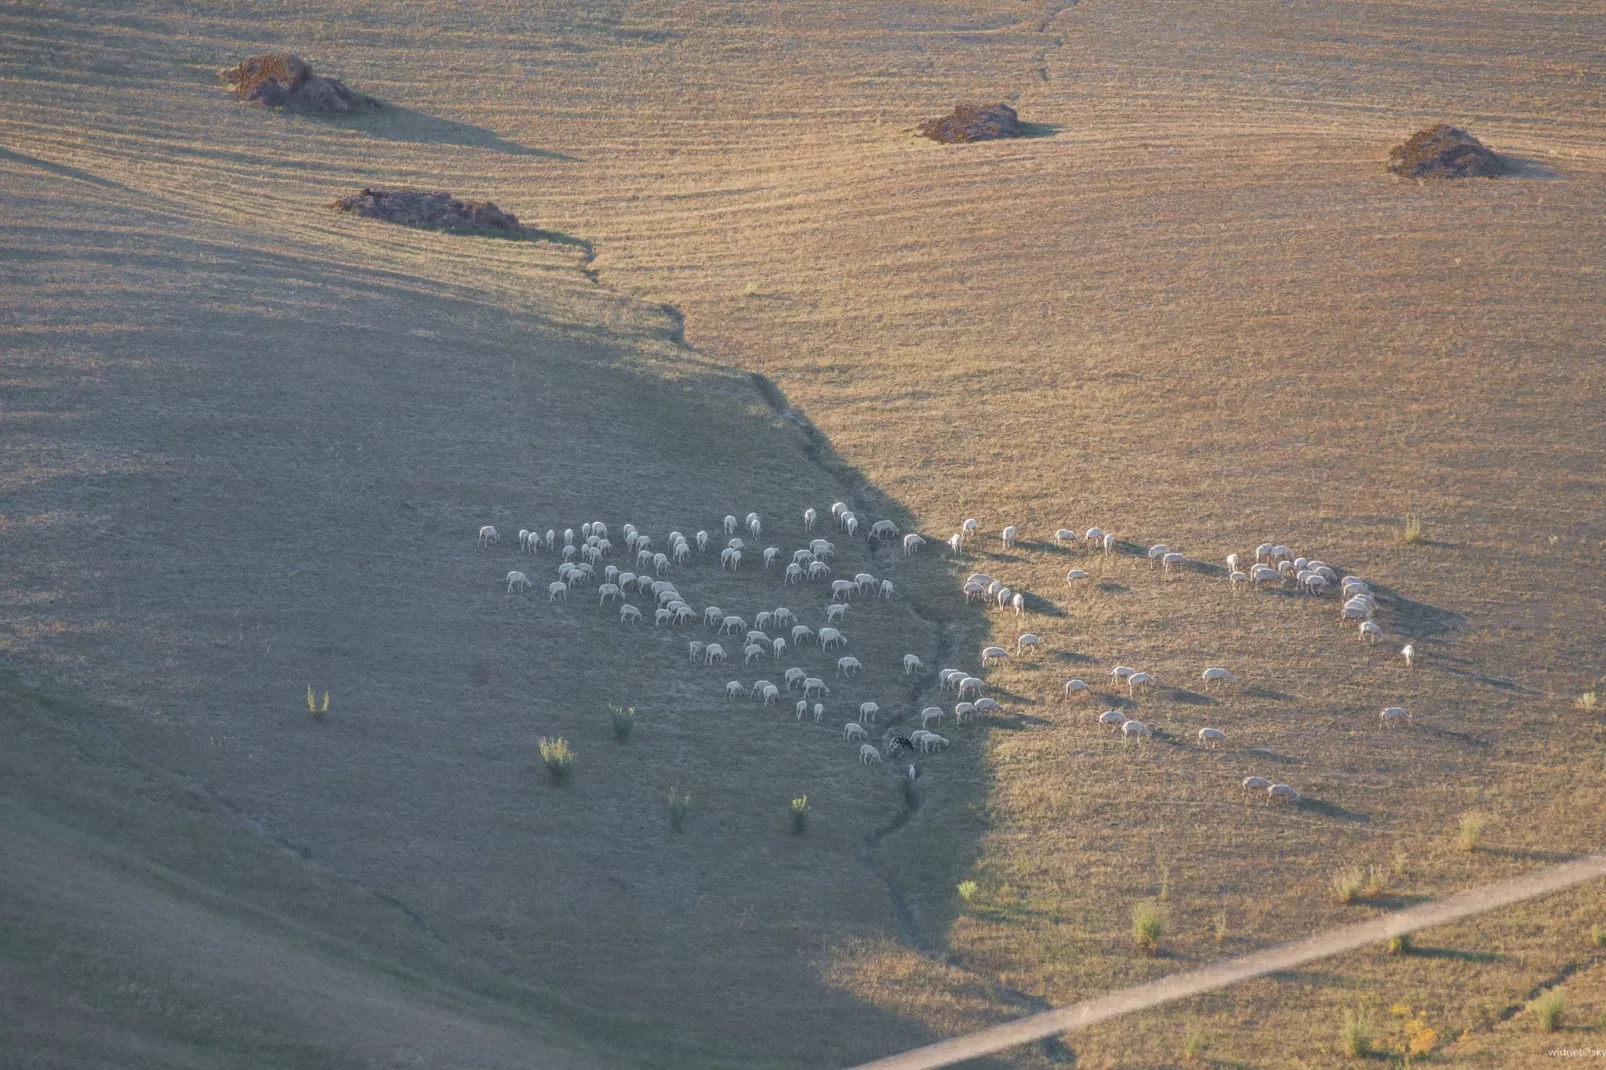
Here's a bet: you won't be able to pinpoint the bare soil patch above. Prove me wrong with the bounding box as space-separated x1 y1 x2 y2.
330 187 527 234
219 53 378 113
1388 124 1509 178
917 103 1023 144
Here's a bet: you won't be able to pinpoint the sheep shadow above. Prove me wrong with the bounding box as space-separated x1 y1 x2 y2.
347 105 582 159
1243 747 1300 765
1418 724 1492 749
1186 560 1227 578
1410 946 1505 963
1051 650 1098 665
1368 583 1467 641
1019 593 1067 618
0 146 132 191
986 714 1052 731
1163 687 1218 706
1241 685 1294 701
1096 581 1130 595
1296 798 1370 823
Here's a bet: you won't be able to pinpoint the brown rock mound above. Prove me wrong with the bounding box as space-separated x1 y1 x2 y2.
329 188 526 235
219 54 378 114
1388 124 1508 179
918 103 1024 144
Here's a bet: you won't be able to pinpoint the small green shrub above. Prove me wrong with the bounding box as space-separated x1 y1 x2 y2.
1333 866 1365 904
305 684 330 718
1457 811 1487 852
1339 1009 1372 1058
1133 899 1166 955
1387 932 1413 956
1529 987 1564 1032
956 880 978 903
666 788 690 832
1577 691 1599 711
1402 513 1425 545
790 795 810 835
1158 863 1170 902
1365 864 1390 899
1213 904 1228 944
538 736 574 782
1591 923 1605 948
608 704 636 742
1183 1024 1206 1061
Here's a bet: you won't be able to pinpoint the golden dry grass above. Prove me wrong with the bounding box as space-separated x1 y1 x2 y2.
2 0 1605 1066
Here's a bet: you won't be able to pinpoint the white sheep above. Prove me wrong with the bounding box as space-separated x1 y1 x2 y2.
858 701 880 723
744 644 767 665
973 697 1001 715
812 703 825 724
506 571 531 593
919 706 943 729
1241 775 1271 800
1064 678 1090 698
1010 592 1025 616
773 607 796 627
1126 671 1155 696
751 678 774 699
1402 644 1415 668
962 518 978 540
655 608 673 625
1110 665 1135 681
872 520 898 540
1055 528 1077 547
548 581 568 601
825 603 849 623
675 605 698 625
563 528 575 546
1016 633 1041 656
860 744 884 765
726 680 744 700
852 571 877 593
953 701 975 723
1066 569 1089 583
1148 544 1170 565
785 563 804 585
803 677 829 697
845 515 859 537
1099 709 1126 728
1380 706 1411 726
948 533 964 555
719 615 747 635
1201 667 1237 689
1268 783 1301 804
478 525 500 547
903 654 926 675
831 579 856 601
1225 553 1239 572
745 629 770 648
995 586 1013 608
1085 526 1104 545
597 582 621 603
957 676 984 697
836 656 863 677
1121 720 1152 742
689 640 705 661
981 646 1011 666
796 700 809 720
784 667 806 690
831 502 847 520
938 669 965 691
792 624 814 645
747 513 762 539
772 637 787 658
763 547 780 567
695 530 710 552
803 507 817 531
544 529 556 550
620 604 642 623
903 533 926 556
703 643 727 665
723 515 737 535
810 539 835 558
1229 570 1248 591
879 580 895 600
1002 525 1017 549
818 627 846 650
807 561 831 580
1161 552 1185 575
1102 532 1115 555
1198 727 1227 748
920 733 948 753
721 547 742 570
1360 621 1382 643
844 722 868 741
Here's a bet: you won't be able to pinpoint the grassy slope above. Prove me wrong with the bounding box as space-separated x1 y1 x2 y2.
3 0 1605 1066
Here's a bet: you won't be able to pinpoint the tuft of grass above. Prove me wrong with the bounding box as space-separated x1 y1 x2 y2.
1387 932 1413 956
1402 513 1426 545
666 787 690 832
305 684 329 718
789 795 810 835
1365 864 1390 899
1577 691 1599 711
1133 899 1166 956
1592 923 1605 948
1332 865 1366 904
1392 849 1410 878
1182 1024 1207 1062
1529 987 1564 1032
1339 1009 1373 1058
608 704 636 742
957 880 978 903
538 736 574 783
1457 811 1488 852
1157 863 1170 902
1213 904 1229 944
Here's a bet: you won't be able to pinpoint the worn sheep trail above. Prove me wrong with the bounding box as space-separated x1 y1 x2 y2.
848 852 1606 1070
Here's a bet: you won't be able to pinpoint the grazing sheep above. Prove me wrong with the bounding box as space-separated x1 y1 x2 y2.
1225 553 1239 572
784 667 806 690
920 706 943 729
727 537 745 553
981 646 1011 666
796 700 809 720
785 563 804 585
1011 592 1025 616
703 606 723 627
953 701 975 723
957 676 984 698
948 533 965 555
962 518 978 540
1110 665 1136 681
880 580 896 600
1241 776 1271 800
1268 783 1301 804
745 629 770 648
1381 706 1411 726
675 605 698 625
852 572 877 593
1126 671 1155 696
1064 678 1090 698
1002 525 1017 549
744 644 767 665
704 643 727 665
597 582 622 603
872 520 897 540
1360 621 1382 643
563 529 576 547
813 703 825 723
1340 601 1371 623
860 744 884 765
939 669 964 691
1201 667 1237 689
726 680 744 700
1016 633 1041 656
837 656 863 677
720 615 747 636
689 640 705 661
1085 526 1104 545
723 515 737 536
747 513 762 539
721 547 742 570
844 722 868 741
903 533 926 556
655 608 674 625
773 607 796 627
763 547 780 567
751 679 775 699
1102 532 1116 555
478 525 500 547
618 571 637 589
804 507 817 531
808 561 832 580
903 654 926 675
1148 544 1170 565
858 701 881 723
1099 709 1127 728
831 502 848 520
973 697 1001 715
1066 569 1090 583
506 571 531 593
1121 720 1152 742
604 565 620 584
845 515 859 537
1198 727 1227 748
810 539 835 558
1402 644 1415 668
963 581 986 602
548 581 568 601
803 677 829 698
995 586 1013 608
921 733 949 754
818 627 846 650
792 624 815 645
694 530 709 552
1161 551 1185 575
1229 570 1248 591
620 604 643 623
831 579 856 601
544 529 556 550
1055 528 1078 547
772 637 787 658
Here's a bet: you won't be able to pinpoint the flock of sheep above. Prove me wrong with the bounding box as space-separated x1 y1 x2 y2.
478 503 1420 803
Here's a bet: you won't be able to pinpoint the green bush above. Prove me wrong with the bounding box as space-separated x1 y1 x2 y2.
1133 899 1166 955
790 795 810 835
538 736 574 782
1592 923 1605 949
1332 866 1365 904
1529 988 1564 1033
1387 932 1413 956
666 788 690 832
957 880 978 903
1339 1009 1372 1058
608 705 636 742
1402 514 1425 545
1457 811 1487 852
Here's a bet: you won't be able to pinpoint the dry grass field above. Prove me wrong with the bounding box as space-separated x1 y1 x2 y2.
3 0 1604 1066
